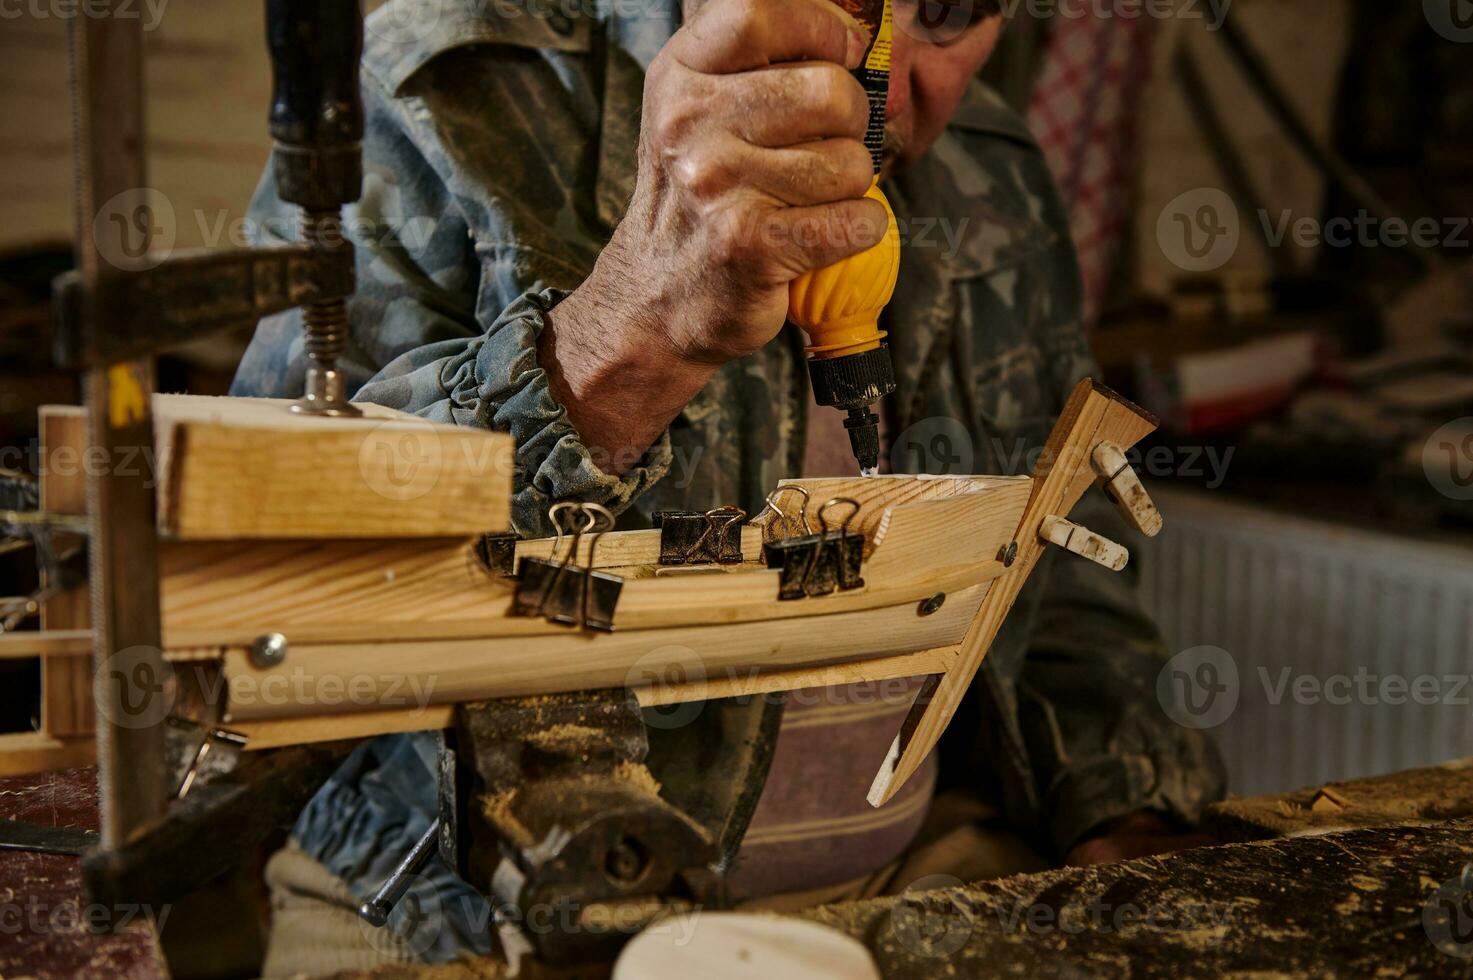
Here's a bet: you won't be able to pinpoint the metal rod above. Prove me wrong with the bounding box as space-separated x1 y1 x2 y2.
69 3 168 846
358 818 442 927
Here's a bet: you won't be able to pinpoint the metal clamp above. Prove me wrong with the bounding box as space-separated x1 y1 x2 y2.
512 502 623 631
762 497 866 600
655 506 746 565
754 486 813 545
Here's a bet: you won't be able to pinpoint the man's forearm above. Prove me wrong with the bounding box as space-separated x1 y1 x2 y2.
540 281 718 475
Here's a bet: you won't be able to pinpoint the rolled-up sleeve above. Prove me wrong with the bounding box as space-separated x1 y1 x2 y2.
232 64 671 538
355 286 672 536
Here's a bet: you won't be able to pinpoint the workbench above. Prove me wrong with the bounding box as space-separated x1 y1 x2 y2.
0 767 165 978
4 764 1470 978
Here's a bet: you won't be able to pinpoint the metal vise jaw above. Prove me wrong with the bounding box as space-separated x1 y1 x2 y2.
439 691 724 966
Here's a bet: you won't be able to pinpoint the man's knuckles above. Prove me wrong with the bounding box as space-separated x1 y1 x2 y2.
672 144 745 201
684 0 861 71
802 62 871 139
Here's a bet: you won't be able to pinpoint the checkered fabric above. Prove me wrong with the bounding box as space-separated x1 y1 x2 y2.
1025 1 1160 328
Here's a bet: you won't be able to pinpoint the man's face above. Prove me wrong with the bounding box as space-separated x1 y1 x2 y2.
885 1 1003 173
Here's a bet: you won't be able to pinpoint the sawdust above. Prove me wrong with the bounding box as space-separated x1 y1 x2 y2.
615 760 663 797
524 723 605 747
480 788 534 850
479 761 662 851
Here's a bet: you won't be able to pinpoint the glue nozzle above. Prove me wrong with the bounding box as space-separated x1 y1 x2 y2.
844 407 880 477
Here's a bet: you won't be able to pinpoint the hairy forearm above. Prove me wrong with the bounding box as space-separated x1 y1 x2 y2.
540 275 718 475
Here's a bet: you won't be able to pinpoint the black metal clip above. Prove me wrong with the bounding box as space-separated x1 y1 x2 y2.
512 502 622 631
474 531 520 577
655 506 746 565
762 497 865 600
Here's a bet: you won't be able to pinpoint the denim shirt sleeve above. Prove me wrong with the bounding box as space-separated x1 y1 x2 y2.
353 286 673 537
230 63 671 538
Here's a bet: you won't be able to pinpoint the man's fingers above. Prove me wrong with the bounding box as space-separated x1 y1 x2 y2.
671 0 870 74
745 139 875 207
750 197 890 280
675 136 872 208
723 63 870 146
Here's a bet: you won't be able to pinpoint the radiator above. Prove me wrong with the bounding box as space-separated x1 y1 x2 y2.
1137 488 1473 796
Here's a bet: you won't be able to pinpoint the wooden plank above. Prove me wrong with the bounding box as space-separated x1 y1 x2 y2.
754 474 1025 558
217 582 993 722
0 731 96 776
0 630 93 660
869 380 1158 806
43 395 514 540
237 705 454 750
633 645 960 707
38 406 93 738
230 648 961 749
515 525 766 569
155 478 1029 646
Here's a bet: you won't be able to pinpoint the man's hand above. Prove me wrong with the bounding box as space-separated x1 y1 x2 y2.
542 0 889 473
1064 810 1217 866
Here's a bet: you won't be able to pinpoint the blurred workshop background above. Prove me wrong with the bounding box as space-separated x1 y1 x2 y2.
2 0 1471 795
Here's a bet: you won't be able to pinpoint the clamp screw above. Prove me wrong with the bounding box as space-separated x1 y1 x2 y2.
250 632 288 668
605 837 648 885
918 593 946 616
998 542 1018 568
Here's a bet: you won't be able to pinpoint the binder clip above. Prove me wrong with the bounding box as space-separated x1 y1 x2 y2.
512 502 622 631
762 496 865 600
655 506 747 565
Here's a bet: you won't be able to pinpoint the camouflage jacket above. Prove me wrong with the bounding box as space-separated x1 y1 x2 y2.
232 0 1224 922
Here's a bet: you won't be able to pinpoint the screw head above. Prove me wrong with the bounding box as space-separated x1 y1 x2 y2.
605 837 648 886
918 593 946 616
998 542 1018 568
250 632 288 668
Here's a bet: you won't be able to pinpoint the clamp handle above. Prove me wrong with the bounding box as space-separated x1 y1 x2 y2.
266 0 364 210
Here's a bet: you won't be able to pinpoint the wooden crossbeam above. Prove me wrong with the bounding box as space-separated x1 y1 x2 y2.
868 379 1158 806
43 396 513 540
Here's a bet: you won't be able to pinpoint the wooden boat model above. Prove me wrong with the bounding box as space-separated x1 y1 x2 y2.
17 378 1161 803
